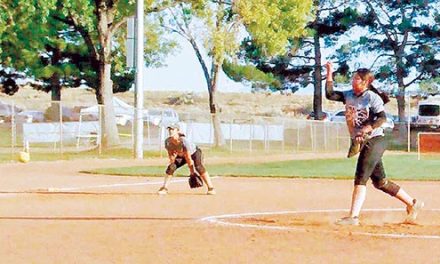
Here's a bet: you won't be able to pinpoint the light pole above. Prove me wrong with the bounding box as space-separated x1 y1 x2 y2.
134 0 144 159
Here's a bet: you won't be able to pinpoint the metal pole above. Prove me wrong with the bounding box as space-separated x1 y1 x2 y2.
134 0 144 159
249 119 253 153
98 105 102 155
229 119 233 153
59 101 63 156
407 94 411 152
417 132 421 160
296 123 300 152
11 101 16 159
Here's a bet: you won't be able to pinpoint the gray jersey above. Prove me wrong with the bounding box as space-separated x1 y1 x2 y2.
342 90 385 139
165 136 197 156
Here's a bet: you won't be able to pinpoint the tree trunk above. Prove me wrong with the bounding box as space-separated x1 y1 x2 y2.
396 93 406 122
396 65 406 122
209 63 225 147
396 63 407 139
95 2 119 148
98 62 120 147
313 23 323 120
188 37 225 147
50 73 62 121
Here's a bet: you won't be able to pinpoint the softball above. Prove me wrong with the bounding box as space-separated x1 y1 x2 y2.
18 151 30 163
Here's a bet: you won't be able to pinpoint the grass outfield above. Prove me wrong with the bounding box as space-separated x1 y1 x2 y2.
0 146 293 163
82 154 440 181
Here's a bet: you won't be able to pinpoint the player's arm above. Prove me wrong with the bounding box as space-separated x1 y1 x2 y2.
183 150 195 175
167 150 177 164
325 62 345 102
361 93 387 135
361 111 386 135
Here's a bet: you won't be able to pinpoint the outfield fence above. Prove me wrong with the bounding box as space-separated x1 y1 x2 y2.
0 99 422 160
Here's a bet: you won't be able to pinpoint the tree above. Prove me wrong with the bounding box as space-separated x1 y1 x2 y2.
419 78 440 96
50 0 191 147
162 0 313 146
334 0 440 122
1 0 180 147
228 0 359 120
0 0 57 95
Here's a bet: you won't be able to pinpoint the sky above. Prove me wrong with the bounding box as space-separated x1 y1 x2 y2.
142 36 339 96
144 38 253 94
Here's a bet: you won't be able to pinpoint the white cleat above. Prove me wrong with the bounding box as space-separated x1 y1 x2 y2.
335 216 360 226
405 199 424 223
157 187 168 195
206 187 216 195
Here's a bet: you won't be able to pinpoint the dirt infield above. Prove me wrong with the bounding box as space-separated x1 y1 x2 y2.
1 157 439 263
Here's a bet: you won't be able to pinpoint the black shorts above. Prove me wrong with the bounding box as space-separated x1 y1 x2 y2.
171 147 206 175
354 136 387 185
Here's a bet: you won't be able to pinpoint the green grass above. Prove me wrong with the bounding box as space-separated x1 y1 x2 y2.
0 148 164 163
83 153 440 181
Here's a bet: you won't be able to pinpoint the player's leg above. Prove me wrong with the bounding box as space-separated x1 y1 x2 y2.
337 136 386 225
158 159 184 194
371 158 424 222
192 148 215 195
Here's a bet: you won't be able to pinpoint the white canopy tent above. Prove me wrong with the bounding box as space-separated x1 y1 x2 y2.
79 97 137 117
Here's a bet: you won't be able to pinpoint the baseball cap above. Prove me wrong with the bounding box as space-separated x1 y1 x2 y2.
166 123 180 129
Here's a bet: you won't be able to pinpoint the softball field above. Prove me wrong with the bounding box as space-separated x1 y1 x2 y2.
0 156 439 263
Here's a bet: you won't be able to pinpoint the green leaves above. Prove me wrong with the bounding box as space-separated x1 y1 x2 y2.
234 0 313 56
223 60 281 89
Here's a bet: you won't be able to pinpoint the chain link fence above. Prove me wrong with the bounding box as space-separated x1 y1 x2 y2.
0 98 420 160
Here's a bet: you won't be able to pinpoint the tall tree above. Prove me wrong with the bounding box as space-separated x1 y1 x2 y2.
52 0 193 147
227 0 358 120
162 0 313 146
1 0 179 147
334 0 440 122
0 0 57 95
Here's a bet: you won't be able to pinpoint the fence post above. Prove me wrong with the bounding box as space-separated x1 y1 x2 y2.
98 105 102 155
310 122 314 152
229 118 233 153
249 119 253 153
335 124 339 151
296 122 300 152
324 122 328 151
159 125 163 158
407 94 411 152
281 119 285 152
59 101 63 156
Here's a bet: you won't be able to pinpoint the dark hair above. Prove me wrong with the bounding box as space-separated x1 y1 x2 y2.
369 85 390 104
355 68 390 104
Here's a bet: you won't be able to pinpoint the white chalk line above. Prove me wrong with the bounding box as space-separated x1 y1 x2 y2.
200 208 440 240
44 179 187 192
0 176 220 194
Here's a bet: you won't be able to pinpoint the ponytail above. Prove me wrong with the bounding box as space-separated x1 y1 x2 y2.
369 85 390 104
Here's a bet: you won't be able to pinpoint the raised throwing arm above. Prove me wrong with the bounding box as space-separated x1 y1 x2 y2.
325 62 345 102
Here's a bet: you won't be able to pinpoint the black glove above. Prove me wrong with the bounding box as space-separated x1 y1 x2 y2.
188 172 204 188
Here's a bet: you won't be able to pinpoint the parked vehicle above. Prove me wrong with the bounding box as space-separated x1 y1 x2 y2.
414 97 440 129
330 110 394 131
330 110 346 123
306 111 332 121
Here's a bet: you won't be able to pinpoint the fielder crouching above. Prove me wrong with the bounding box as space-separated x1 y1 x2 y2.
157 123 216 195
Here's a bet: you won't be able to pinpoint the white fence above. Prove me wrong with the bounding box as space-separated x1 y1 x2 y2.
0 100 355 156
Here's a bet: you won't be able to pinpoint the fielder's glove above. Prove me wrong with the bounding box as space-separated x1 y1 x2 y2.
188 172 204 189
